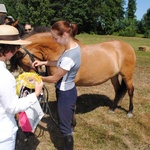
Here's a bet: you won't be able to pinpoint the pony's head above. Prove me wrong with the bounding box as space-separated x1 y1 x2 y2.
10 32 65 75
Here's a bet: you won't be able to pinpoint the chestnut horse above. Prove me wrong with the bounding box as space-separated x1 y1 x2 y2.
11 32 136 117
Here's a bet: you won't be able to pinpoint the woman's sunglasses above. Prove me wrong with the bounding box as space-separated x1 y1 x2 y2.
25 28 32 31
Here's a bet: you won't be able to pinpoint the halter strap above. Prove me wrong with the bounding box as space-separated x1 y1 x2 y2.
0 34 20 41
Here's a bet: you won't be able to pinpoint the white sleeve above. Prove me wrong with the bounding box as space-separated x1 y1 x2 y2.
60 57 74 71
0 78 38 115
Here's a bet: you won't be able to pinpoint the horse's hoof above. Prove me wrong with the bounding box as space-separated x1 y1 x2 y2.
127 113 133 118
108 109 115 114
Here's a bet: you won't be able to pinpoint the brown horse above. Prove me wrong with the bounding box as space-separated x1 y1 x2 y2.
11 32 136 117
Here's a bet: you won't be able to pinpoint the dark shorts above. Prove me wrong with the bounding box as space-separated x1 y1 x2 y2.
56 86 77 136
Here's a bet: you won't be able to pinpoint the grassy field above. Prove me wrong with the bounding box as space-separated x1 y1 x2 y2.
16 34 150 150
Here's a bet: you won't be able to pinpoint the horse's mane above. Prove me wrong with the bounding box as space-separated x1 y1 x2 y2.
25 32 60 48
32 26 50 34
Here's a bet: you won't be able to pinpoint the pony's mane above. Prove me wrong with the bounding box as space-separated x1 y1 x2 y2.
32 26 50 34
24 32 82 48
25 32 59 47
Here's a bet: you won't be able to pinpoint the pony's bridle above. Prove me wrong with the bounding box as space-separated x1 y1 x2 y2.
17 47 58 126
21 46 43 62
19 46 46 75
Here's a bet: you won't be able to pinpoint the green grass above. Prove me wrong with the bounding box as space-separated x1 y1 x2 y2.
76 33 150 51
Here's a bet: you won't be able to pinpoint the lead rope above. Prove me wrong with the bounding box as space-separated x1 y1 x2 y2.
21 46 59 127
41 84 59 127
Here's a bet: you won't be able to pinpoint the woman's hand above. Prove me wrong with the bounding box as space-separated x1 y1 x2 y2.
32 60 44 69
34 81 44 97
32 60 57 69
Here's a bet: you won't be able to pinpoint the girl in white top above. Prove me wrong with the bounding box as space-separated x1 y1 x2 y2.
0 25 43 150
32 20 81 150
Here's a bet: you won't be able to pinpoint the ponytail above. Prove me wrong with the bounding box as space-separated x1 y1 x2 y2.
51 20 78 37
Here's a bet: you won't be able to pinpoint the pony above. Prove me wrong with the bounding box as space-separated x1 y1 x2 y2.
11 32 136 117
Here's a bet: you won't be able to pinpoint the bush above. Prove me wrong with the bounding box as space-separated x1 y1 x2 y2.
144 30 150 38
118 25 136 37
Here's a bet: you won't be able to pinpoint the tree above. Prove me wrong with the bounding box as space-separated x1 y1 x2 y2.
136 20 144 34
98 0 125 34
48 0 66 24
1 0 54 26
1 0 139 36
48 0 101 34
0 0 17 18
120 0 137 37
118 18 136 36
127 0 136 19
141 8 150 38
17 0 53 26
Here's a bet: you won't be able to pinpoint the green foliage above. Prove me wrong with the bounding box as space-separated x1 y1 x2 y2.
144 30 150 38
17 0 53 26
118 26 136 37
136 8 150 35
114 18 136 37
98 0 125 34
141 8 150 36
136 20 144 34
1 0 126 34
61 0 92 33
127 0 136 19
48 0 66 24
1 0 148 38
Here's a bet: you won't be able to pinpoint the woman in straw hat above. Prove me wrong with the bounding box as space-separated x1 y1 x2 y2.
0 25 43 150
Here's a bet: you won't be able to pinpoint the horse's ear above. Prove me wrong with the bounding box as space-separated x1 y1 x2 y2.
12 20 18 27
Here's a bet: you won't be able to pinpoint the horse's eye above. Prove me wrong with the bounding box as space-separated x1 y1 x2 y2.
15 51 21 56
13 51 24 58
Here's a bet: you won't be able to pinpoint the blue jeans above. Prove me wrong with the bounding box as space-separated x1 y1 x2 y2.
56 87 77 136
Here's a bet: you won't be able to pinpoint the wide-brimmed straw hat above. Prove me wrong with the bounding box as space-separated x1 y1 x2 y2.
0 25 31 45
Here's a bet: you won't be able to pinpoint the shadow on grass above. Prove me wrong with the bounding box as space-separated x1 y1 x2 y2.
76 94 113 114
15 129 40 150
16 93 123 150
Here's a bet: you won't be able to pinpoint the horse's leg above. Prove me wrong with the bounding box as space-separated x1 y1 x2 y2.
110 75 127 112
124 78 134 118
109 75 121 112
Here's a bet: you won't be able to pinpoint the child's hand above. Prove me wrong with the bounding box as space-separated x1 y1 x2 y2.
34 81 43 97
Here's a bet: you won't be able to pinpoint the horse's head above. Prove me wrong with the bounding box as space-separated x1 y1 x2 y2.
10 46 41 72
10 32 65 75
